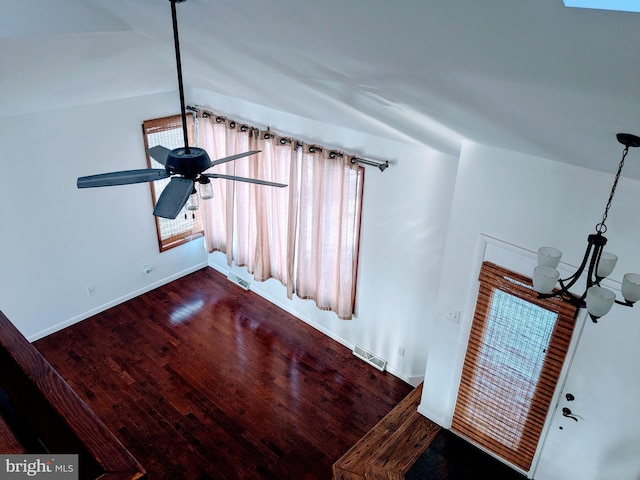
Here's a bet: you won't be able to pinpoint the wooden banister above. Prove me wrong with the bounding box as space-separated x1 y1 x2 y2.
0 311 146 480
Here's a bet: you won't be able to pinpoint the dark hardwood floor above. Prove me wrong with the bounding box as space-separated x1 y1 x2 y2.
34 267 413 480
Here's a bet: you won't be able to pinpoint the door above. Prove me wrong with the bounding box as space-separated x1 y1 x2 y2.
533 302 640 480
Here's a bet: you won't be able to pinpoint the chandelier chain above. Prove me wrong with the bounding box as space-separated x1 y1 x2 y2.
596 145 629 234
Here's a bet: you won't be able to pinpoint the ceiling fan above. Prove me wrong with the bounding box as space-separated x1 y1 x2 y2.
77 0 286 219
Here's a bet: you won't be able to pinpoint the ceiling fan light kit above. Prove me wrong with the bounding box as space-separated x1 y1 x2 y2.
533 133 640 322
77 0 286 220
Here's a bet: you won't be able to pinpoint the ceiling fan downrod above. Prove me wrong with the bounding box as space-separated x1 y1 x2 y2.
170 0 190 153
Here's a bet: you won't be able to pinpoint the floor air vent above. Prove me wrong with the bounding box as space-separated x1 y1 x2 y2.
353 345 387 372
227 272 250 290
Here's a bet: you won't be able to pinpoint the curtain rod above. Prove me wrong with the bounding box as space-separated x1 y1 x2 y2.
186 105 390 172
350 157 389 172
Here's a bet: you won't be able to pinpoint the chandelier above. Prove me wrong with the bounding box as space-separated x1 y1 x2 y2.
533 133 640 322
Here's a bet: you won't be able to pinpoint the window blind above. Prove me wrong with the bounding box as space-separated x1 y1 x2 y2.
142 114 202 251
451 261 577 471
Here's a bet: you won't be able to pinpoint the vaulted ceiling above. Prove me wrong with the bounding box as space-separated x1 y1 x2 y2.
2 0 639 177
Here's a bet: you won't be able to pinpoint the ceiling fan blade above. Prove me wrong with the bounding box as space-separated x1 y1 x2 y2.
210 150 261 167
77 169 169 188
153 177 194 219
146 145 172 166
204 173 287 188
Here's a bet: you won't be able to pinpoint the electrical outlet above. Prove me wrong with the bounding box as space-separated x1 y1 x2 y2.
86 285 96 296
397 345 405 357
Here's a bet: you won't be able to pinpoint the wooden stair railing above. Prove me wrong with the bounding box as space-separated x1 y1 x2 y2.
333 383 441 480
0 310 146 480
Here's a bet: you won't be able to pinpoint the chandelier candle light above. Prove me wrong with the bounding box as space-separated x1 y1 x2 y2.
533 133 640 322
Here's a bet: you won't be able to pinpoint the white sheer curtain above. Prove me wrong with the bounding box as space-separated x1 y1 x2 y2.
197 109 364 320
199 114 251 266
295 146 364 319
234 131 296 294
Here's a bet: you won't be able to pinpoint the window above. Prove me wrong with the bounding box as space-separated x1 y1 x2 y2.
142 114 203 251
563 0 640 13
143 109 365 319
452 262 577 472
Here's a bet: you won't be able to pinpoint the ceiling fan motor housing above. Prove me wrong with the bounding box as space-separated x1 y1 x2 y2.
166 147 211 177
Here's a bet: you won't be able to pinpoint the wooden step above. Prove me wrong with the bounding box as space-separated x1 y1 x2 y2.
333 383 441 480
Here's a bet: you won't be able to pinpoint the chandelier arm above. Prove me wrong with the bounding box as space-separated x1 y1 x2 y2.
537 284 584 307
586 243 605 288
537 278 583 307
556 239 597 292
615 299 633 307
564 291 585 309
558 279 578 301
557 271 583 292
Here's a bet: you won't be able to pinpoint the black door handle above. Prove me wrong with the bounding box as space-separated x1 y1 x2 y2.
562 407 579 422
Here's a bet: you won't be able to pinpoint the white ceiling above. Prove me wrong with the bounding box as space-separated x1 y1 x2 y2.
2 0 639 177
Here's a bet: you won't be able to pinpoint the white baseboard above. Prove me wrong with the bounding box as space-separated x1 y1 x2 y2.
406 374 426 387
253 281 354 351
208 260 423 386
28 262 208 342
417 402 450 428
208 261 356 350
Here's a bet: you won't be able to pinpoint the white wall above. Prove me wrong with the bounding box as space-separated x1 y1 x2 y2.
419 141 640 479
0 92 208 340
192 88 459 383
0 85 460 385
